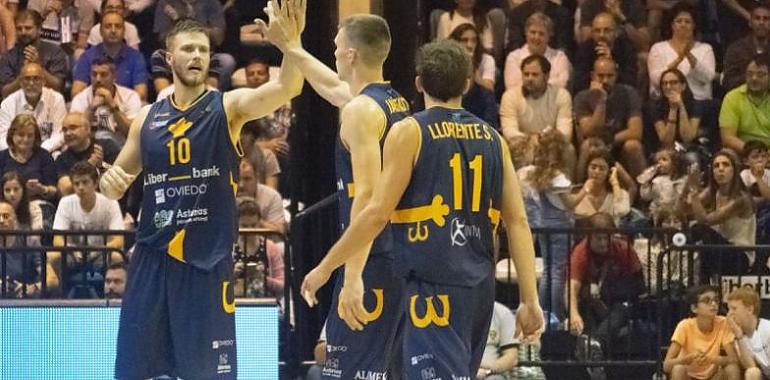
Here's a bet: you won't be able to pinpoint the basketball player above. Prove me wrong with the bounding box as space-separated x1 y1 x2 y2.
98 2 304 378
302 40 544 378
270 2 410 379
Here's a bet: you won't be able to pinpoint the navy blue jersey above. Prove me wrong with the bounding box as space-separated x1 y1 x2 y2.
137 91 240 270
392 106 505 286
335 82 409 256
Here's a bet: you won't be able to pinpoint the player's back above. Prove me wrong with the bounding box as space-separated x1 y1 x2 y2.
136 91 240 270
392 106 505 286
335 82 409 257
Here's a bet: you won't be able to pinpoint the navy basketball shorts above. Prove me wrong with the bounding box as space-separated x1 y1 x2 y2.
402 274 495 380
114 246 237 380
323 254 405 380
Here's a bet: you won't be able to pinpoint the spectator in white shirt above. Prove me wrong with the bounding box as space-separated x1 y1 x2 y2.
727 287 770 380
504 12 571 90
69 56 141 147
48 161 124 296
0 62 66 152
500 54 575 178
477 302 519 379
647 2 717 100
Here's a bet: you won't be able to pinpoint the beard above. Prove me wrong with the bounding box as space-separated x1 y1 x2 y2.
105 291 121 299
18 34 35 46
176 71 207 87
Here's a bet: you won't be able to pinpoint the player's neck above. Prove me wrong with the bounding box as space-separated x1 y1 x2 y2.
423 94 462 110
171 83 208 110
349 66 384 95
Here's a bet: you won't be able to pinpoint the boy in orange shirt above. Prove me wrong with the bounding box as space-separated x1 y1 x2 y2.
664 285 741 379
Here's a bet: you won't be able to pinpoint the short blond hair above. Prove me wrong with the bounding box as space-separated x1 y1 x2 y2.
339 14 391 66
727 287 761 316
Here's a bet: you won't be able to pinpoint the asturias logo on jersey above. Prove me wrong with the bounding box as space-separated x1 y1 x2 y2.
153 210 174 229
216 353 231 374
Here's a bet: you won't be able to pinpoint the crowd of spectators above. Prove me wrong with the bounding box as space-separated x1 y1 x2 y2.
432 0 770 377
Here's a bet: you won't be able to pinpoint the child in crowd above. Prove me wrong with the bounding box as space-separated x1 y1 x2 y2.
517 128 586 319
726 287 770 380
740 141 770 246
50 161 124 298
634 208 697 294
638 148 687 224
663 285 740 380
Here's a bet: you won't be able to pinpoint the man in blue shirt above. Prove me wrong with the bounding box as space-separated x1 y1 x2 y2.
71 11 148 101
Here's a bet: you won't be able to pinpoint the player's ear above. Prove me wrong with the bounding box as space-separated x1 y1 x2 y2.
414 76 424 94
164 49 173 68
463 77 471 95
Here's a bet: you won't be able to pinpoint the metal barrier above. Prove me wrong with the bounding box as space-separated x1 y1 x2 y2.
655 244 770 377
7 217 769 378
0 229 133 299
503 227 663 380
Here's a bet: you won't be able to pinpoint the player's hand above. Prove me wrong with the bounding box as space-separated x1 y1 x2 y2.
262 0 297 51
476 367 491 379
99 165 136 200
301 265 332 307
337 274 368 331
285 0 306 36
516 302 545 344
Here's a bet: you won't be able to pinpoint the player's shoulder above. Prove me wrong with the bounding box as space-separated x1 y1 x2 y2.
339 95 387 138
341 94 383 118
135 103 155 122
390 116 420 135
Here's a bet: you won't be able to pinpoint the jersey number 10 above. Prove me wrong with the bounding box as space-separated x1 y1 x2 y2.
448 153 482 212
166 138 191 166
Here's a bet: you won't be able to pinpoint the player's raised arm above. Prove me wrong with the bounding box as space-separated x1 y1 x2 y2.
224 0 304 133
301 117 419 306
498 135 544 342
99 105 151 199
269 0 352 107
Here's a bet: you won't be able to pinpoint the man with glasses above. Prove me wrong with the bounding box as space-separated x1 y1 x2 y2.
0 62 66 152
54 112 119 195
663 285 741 380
